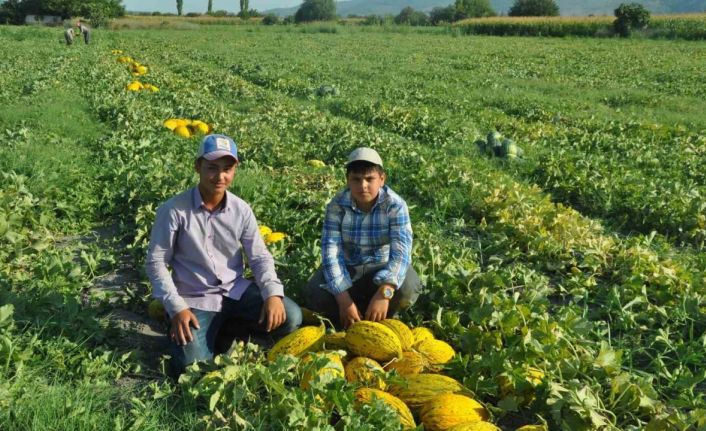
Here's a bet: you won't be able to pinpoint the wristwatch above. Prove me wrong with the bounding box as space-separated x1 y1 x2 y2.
380 285 395 299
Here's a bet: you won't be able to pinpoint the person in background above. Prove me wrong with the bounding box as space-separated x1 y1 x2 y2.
64 27 74 45
303 147 422 329
76 19 90 44
145 134 302 375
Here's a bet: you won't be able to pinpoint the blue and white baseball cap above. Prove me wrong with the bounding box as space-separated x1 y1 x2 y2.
197 134 238 161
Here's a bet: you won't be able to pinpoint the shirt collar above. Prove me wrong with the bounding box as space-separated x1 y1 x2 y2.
192 187 231 213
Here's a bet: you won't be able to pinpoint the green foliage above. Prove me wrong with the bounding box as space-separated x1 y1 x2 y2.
614 2 651 37
12 0 123 20
429 5 455 25
454 0 495 20
0 0 22 24
508 0 560 16
362 14 393 25
81 0 124 27
394 6 428 26
457 14 706 39
295 0 336 23
208 9 230 17
176 0 182 16
207 0 212 13
239 0 249 19
262 13 280 25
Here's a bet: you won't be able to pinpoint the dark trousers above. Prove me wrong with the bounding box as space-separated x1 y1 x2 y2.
169 283 302 375
303 263 422 329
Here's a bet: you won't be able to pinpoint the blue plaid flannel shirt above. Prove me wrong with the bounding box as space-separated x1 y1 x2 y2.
321 185 412 295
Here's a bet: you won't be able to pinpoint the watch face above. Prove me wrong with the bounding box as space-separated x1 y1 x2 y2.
383 287 394 299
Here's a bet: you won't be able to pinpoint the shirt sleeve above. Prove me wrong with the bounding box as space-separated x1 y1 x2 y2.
239 205 285 299
145 204 189 317
373 200 413 289
321 200 353 295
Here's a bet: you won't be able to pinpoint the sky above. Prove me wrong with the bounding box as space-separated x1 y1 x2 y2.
121 0 301 13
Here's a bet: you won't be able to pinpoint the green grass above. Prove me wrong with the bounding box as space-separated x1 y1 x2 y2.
0 376 199 431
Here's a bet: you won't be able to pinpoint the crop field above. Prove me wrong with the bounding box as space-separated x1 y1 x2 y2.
1 22 705 430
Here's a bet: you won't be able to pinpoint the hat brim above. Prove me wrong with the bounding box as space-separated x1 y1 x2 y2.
201 150 238 161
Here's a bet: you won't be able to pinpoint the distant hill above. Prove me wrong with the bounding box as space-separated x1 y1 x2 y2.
265 0 706 17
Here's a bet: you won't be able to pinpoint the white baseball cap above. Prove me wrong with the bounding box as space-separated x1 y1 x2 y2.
346 147 383 167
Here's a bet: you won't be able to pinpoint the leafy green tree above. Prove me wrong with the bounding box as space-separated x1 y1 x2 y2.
80 0 124 26
394 6 428 26
508 0 559 16
239 0 249 18
614 2 650 37
454 0 495 20
262 13 279 24
429 5 455 24
176 0 183 16
207 0 212 13
0 0 23 24
7 0 123 21
294 0 335 23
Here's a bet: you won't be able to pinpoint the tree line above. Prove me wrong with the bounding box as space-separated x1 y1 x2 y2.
0 0 124 25
293 0 562 25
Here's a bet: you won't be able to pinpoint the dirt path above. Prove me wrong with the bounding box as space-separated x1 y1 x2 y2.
86 225 169 372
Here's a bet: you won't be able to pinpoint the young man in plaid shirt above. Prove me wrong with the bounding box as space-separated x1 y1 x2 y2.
304 147 422 329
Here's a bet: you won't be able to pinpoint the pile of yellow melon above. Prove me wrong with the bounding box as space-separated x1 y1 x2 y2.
163 119 212 138
267 319 547 430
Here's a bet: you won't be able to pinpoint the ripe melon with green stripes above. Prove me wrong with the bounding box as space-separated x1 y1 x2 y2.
344 356 386 390
354 388 416 430
267 324 325 362
420 393 489 431
380 318 414 351
414 338 455 368
345 321 402 362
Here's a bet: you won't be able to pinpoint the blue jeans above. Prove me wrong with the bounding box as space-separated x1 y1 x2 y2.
170 283 302 375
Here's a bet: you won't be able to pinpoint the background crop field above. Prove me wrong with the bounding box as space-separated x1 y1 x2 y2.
1 23 705 430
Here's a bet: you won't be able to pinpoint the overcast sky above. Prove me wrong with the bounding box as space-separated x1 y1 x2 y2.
121 0 301 13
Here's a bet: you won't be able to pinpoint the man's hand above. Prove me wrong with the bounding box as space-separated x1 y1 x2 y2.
259 296 286 332
335 291 361 329
170 309 200 346
364 285 392 322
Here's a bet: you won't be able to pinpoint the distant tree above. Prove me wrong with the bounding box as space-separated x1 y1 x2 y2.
508 0 559 16
429 5 456 24
176 0 183 16
613 2 650 37
454 0 495 20
81 0 124 26
262 13 280 24
394 6 428 25
239 0 249 19
207 0 212 13
294 0 335 23
0 0 23 24
6 0 124 22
